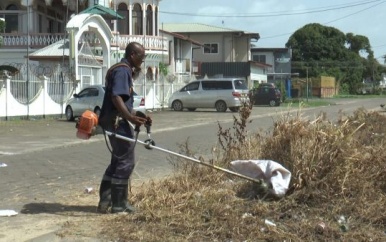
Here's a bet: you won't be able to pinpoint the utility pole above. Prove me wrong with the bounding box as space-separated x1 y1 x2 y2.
115 0 119 63
26 3 30 119
306 67 309 102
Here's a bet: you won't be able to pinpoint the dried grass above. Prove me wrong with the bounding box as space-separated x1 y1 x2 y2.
100 106 386 241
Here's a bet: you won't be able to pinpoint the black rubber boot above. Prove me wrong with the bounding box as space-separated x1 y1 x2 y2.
97 179 111 213
111 178 136 213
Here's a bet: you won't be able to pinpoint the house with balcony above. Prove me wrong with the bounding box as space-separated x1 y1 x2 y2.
159 29 204 83
251 47 292 81
161 23 269 88
0 0 167 84
0 0 202 118
251 47 294 97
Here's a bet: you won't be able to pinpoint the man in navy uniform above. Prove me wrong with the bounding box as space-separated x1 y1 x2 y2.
97 42 148 213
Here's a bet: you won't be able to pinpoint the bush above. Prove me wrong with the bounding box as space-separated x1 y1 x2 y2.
99 107 386 241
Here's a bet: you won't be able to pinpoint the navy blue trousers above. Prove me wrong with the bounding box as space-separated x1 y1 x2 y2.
104 120 135 180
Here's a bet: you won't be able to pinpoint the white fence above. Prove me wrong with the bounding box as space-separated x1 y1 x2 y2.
0 70 189 120
0 74 70 119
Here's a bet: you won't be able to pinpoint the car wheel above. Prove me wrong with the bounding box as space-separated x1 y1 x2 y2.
65 106 74 121
187 108 196 111
94 107 101 117
215 100 227 112
172 100 183 111
269 100 277 107
229 107 239 112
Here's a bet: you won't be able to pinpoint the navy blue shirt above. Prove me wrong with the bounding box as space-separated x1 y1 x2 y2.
99 58 134 129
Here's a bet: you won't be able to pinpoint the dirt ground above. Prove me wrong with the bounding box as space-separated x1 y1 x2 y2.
1 179 95 241
0 178 152 241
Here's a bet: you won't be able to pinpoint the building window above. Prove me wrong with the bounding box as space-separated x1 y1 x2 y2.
117 3 129 34
132 3 142 35
5 4 18 33
38 14 43 33
253 54 266 63
146 5 153 35
48 19 54 33
155 7 158 36
203 43 218 54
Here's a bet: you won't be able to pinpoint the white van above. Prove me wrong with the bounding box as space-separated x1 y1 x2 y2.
168 78 249 112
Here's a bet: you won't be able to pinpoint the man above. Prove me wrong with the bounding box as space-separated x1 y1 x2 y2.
97 42 148 213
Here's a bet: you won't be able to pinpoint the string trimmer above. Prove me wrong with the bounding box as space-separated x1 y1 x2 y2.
75 110 263 185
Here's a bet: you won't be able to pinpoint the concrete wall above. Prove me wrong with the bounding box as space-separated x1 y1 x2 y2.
0 75 65 119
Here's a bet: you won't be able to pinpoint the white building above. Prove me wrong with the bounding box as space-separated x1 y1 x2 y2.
0 1 264 119
0 0 188 118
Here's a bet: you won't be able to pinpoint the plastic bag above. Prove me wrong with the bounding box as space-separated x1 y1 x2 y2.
230 160 291 197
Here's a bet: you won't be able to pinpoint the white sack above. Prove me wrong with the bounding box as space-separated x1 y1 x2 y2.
0 210 18 217
230 160 291 197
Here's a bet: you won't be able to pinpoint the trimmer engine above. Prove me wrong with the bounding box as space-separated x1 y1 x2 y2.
76 110 99 140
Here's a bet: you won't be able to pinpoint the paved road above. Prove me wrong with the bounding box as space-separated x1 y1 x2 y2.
0 97 384 241
1 98 384 204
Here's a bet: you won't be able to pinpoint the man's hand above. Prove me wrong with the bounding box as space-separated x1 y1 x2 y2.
112 95 147 127
145 115 152 126
128 114 147 127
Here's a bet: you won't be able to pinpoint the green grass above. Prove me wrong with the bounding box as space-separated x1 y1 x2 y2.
334 94 386 98
283 98 335 107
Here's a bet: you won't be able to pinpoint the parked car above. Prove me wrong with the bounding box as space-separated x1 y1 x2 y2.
168 78 249 112
249 87 281 107
65 84 146 121
258 82 276 88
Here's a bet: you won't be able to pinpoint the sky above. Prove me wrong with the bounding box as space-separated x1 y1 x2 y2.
159 0 386 63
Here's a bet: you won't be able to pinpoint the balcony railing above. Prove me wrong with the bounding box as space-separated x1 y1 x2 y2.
1 33 66 48
1 32 168 51
110 32 168 51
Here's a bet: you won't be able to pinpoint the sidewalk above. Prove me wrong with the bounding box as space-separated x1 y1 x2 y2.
0 113 171 242
0 110 173 156
0 118 85 155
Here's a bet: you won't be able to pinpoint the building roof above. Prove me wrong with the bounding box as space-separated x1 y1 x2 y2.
161 23 260 39
250 61 272 68
29 39 104 62
252 47 289 52
162 23 242 33
29 39 69 60
159 29 203 46
80 4 124 20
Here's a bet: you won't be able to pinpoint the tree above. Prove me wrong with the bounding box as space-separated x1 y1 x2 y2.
346 33 372 56
159 62 168 76
287 23 347 62
0 18 4 47
286 23 385 94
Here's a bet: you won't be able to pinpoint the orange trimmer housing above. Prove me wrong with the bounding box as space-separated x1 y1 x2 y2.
76 110 98 140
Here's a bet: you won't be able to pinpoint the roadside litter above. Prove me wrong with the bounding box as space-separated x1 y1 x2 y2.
0 210 18 217
84 187 94 194
264 219 277 227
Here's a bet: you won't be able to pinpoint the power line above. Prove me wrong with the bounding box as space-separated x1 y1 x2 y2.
324 1 385 24
373 44 386 48
260 1 385 40
159 0 382 18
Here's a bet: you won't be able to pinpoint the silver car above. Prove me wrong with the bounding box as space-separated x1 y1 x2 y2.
65 84 146 121
168 78 249 112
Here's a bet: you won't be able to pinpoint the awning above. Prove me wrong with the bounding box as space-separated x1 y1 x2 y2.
80 5 124 20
